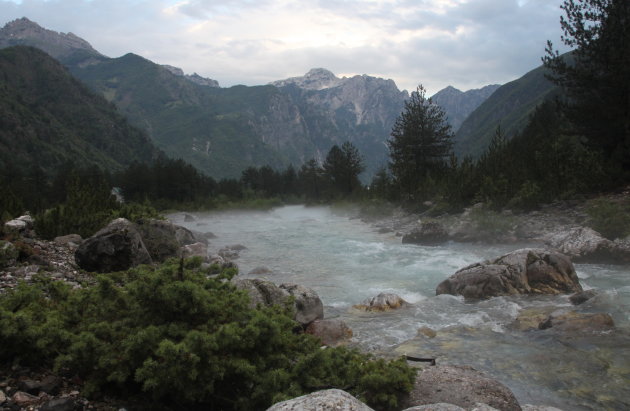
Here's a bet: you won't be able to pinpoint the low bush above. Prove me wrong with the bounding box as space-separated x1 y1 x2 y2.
0 259 415 410
586 199 630 240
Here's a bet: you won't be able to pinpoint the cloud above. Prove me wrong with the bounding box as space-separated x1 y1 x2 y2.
0 0 570 94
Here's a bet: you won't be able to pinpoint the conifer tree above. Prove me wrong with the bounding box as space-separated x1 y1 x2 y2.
387 85 453 201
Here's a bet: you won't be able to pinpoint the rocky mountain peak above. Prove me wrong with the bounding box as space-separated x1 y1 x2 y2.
271 68 341 90
431 84 501 132
0 17 102 59
161 64 220 87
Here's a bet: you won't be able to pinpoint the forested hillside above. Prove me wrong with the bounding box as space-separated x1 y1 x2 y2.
0 46 158 174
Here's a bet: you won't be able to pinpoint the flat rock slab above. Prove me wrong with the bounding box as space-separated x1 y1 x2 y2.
266 389 374 411
402 365 521 411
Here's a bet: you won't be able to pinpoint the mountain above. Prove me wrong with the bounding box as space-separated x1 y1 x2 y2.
431 84 501 132
0 46 158 174
271 68 409 176
0 18 409 180
453 64 560 158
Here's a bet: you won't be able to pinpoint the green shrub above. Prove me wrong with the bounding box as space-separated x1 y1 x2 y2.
0 259 415 410
586 199 630 240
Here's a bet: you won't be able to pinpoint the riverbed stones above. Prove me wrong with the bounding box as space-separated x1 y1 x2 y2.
401 365 522 411
232 279 323 326
180 242 208 260
305 319 353 346
280 283 324 325
402 222 449 245
53 234 82 248
135 218 182 262
353 293 408 311
75 218 152 273
266 389 374 411
402 404 466 411
544 226 630 263
569 290 597 305
436 248 582 299
539 311 614 333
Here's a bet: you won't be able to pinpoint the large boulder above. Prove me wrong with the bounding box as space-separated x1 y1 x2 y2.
305 319 353 347
403 222 449 245
134 219 182 262
353 293 408 311
232 279 323 326
267 389 373 411
544 227 630 263
402 365 521 411
75 218 152 273
436 249 582 299
181 242 208 260
280 283 324 325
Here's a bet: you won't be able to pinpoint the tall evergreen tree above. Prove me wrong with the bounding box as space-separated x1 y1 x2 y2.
323 142 365 196
543 0 630 175
387 85 453 200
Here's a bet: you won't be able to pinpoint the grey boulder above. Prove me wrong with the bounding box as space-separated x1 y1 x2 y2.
266 389 373 411
436 249 582 299
402 365 521 411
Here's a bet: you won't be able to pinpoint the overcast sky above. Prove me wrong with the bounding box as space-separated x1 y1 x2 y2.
1 0 571 95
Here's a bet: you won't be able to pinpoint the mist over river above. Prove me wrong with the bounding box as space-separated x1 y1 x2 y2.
172 205 630 410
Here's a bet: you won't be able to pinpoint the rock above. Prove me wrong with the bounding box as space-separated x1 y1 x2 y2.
521 405 564 411
539 311 614 333
75 218 152 273
248 266 273 275
280 283 324 325
17 214 34 228
40 397 77 411
233 279 324 326
305 319 353 346
233 278 287 308
0 240 19 268
54 234 83 248
266 389 374 411
180 242 208 260
402 222 449 245
402 365 521 411
4 218 27 233
569 290 597 305
12 391 39 406
219 247 241 260
545 227 630 263
134 219 182 262
417 326 437 338
190 230 215 244
183 213 196 222
174 225 196 246
402 404 466 411
353 293 408 311
436 248 582 299
18 375 61 395
0 390 5 404
510 307 556 331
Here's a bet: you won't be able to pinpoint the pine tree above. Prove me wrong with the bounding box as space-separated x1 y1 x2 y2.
543 0 630 175
387 85 453 201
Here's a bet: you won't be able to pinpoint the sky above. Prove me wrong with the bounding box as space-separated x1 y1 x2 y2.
0 0 571 95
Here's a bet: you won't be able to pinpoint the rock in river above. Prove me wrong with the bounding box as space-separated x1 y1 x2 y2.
353 292 408 311
436 248 582 299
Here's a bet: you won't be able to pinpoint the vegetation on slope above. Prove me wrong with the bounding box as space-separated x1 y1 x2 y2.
0 258 415 410
0 46 158 175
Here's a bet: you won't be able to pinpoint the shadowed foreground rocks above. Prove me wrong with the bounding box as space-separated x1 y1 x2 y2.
402 365 522 411
436 249 582 299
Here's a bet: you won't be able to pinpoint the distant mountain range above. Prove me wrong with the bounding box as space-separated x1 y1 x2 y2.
0 46 158 174
1 17 555 179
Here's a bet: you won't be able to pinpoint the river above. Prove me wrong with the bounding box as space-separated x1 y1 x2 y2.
172 205 630 410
